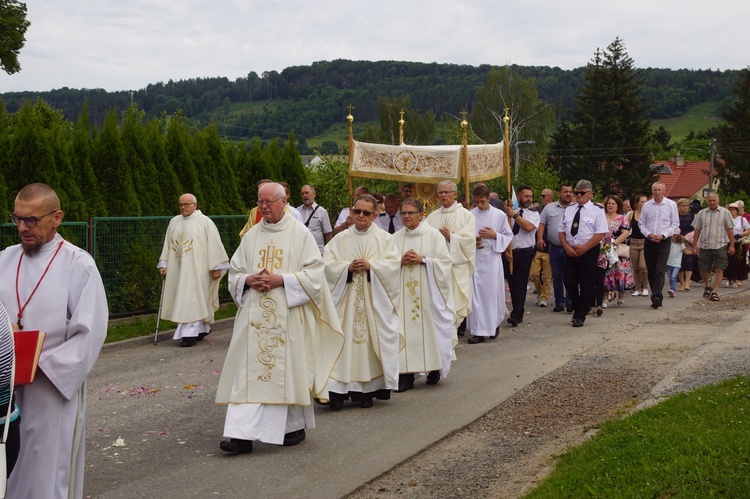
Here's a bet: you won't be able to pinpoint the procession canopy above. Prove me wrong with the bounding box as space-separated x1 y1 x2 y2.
349 140 506 183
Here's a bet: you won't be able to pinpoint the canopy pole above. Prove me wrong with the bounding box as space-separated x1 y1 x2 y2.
461 110 469 203
347 104 355 207
504 108 513 275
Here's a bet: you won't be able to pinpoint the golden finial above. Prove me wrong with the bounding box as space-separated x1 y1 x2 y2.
503 107 509 124
347 103 354 123
461 109 468 129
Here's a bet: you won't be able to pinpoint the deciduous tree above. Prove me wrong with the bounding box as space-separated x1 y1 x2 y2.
0 0 29 74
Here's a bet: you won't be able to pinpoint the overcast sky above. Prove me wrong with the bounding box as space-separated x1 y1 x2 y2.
2 0 748 93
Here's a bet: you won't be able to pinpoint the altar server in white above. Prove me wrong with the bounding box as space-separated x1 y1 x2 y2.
324 194 403 409
158 193 229 347
393 199 456 392
216 183 344 454
426 180 476 332
0 183 108 499
467 184 514 344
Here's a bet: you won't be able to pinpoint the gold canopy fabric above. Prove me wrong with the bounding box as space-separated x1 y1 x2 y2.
350 140 505 183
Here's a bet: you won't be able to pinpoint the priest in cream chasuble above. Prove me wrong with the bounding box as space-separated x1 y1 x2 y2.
216 183 343 447
393 200 456 386
323 194 403 408
426 181 476 327
158 194 229 343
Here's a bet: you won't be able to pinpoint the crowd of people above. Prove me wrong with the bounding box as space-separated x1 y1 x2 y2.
1 178 746 497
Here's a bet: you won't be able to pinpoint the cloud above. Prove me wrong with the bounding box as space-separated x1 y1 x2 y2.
1 0 747 93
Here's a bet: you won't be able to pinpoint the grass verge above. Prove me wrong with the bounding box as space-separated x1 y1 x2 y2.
526 375 750 497
105 303 237 344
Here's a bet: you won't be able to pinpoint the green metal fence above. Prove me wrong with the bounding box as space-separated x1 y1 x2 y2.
1 215 247 317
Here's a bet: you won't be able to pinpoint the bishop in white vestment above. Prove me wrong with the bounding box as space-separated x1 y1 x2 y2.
158 194 229 347
216 183 343 454
393 200 456 392
467 185 514 343
0 184 108 499
323 195 403 409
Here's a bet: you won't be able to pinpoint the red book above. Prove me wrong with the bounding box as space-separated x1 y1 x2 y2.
13 330 46 385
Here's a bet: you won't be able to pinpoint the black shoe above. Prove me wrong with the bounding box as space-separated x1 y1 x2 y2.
507 317 519 327
457 329 466 337
283 429 306 446
553 305 564 312
490 326 499 339
565 304 574 313
468 335 485 344
651 297 662 309
180 338 198 348
197 328 212 341
359 398 374 408
328 399 344 411
396 374 415 393
426 370 441 385
220 438 253 454
572 319 584 328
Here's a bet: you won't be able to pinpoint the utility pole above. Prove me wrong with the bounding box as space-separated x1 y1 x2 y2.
708 138 716 193
514 140 535 180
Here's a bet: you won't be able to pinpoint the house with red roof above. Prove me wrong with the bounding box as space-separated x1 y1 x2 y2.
652 155 718 201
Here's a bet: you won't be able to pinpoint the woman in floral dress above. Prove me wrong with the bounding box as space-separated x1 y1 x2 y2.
603 195 634 304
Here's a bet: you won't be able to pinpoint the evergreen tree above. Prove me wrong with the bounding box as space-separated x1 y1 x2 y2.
261 137 283 180
0 100 11 217
71 102 107 216
48 117 87 219
279 131 306 206
716 69 750 195
91 109 140 215
166 113 201 200
145 116 182 214
549 37 655 197
122 106 162 215
9 100 60 194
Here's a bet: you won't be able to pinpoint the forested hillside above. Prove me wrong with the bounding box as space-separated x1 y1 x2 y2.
0 60 739 147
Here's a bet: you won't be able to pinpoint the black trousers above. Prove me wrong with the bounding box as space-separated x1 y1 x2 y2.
503 247 535 322
644 238 671 304
563 246 600 321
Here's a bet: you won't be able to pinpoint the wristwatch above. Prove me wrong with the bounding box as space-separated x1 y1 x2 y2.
513 213 520 219
421 257 427 264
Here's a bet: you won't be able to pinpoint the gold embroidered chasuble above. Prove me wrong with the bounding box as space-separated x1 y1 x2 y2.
426 202 476 322
158 210 229 324
393 222 457 378
216 214 344 405
323 225 403 391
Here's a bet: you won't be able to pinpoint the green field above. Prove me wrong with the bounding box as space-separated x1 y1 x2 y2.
652 101 724 140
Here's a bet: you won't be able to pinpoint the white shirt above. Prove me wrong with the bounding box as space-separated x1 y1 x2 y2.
560 201 608 246
539 201 570 246
375 212 404 233
639 197 679 240
509 207 540 249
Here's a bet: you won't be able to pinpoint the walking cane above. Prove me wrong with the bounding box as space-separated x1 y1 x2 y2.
154 275 166 345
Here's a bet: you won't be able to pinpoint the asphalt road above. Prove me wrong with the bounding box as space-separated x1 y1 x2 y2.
83 286 748 498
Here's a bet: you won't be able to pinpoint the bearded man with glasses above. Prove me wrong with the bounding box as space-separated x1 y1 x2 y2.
0 183 108 499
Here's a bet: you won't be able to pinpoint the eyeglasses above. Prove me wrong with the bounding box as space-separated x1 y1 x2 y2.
541 194 552 198
178 202 195 207
257 197 283 206
352 209 374 216
574 190 590 196
437 190 455 195
10 210 58 228
400 211 420 216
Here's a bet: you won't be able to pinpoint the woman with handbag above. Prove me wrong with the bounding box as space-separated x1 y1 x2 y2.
0 301 20 485
627 195 649 296
726 202 750 287
603 195 634 306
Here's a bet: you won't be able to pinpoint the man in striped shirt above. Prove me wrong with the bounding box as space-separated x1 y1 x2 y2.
692 193 735 301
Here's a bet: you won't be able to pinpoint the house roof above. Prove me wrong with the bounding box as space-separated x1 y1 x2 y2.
653 159 711 199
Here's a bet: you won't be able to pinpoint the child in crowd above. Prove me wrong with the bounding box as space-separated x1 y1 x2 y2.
667 234 686 297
